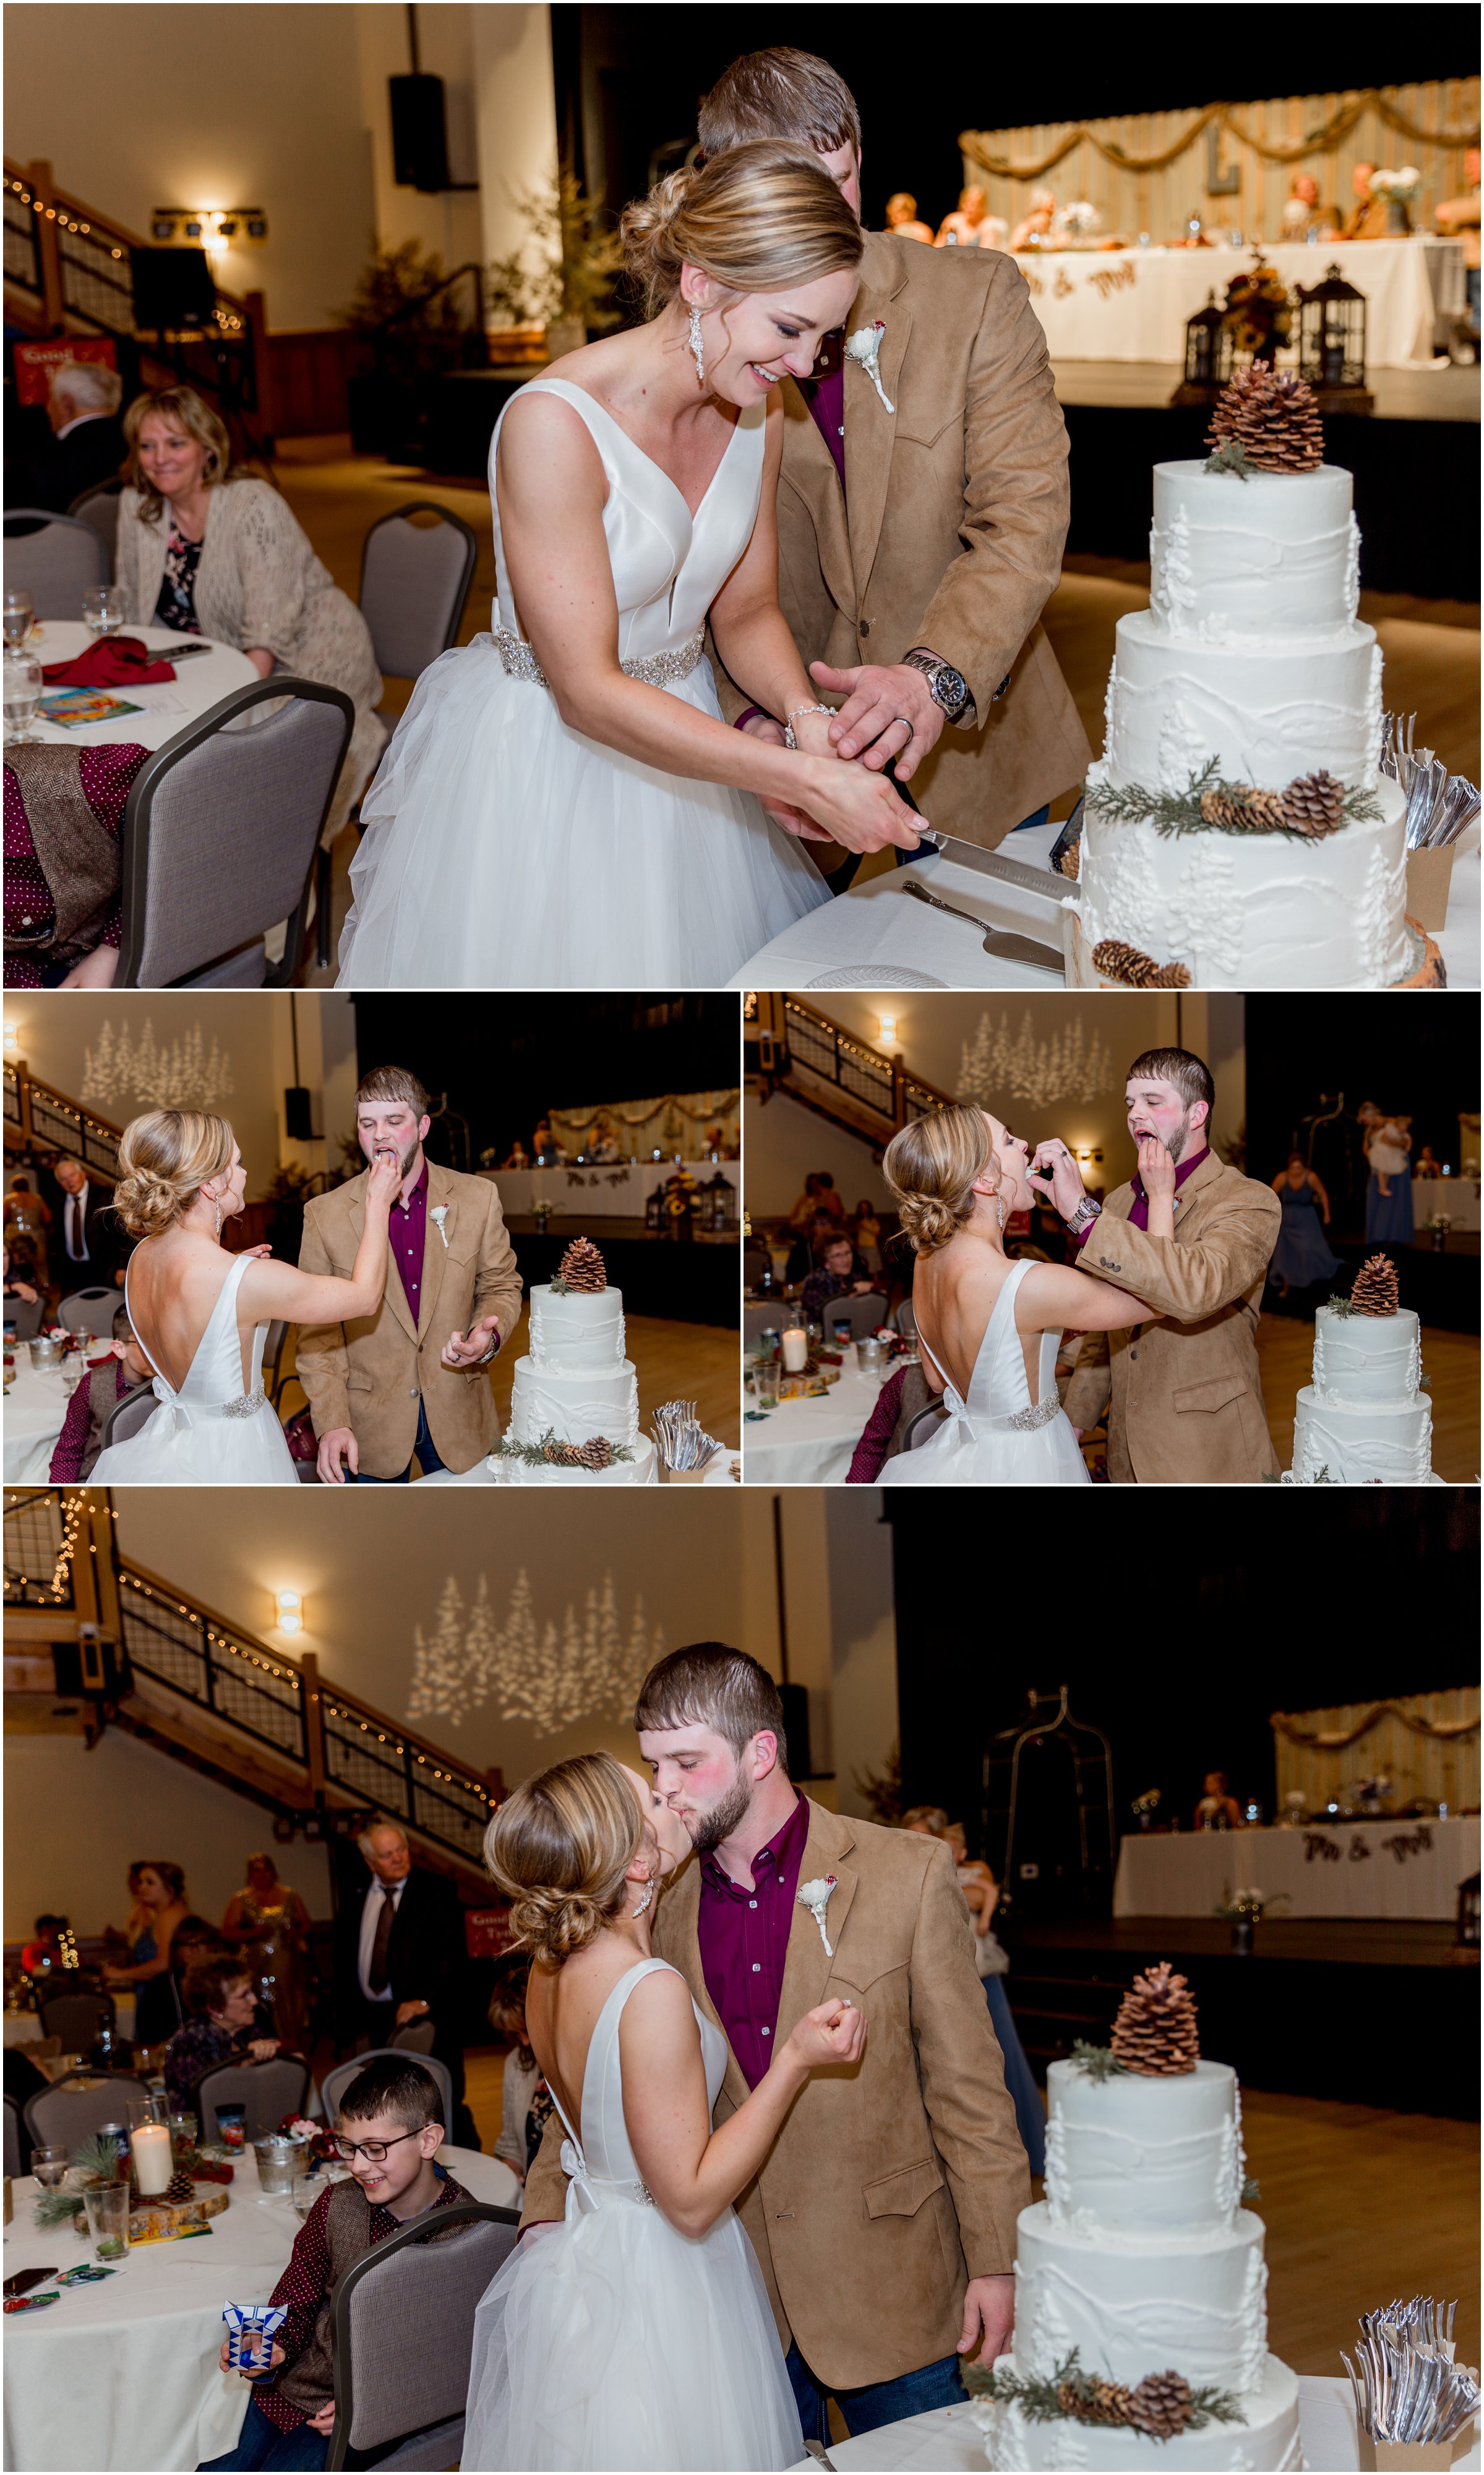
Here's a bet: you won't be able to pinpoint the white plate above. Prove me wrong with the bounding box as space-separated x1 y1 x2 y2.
804 966 949 990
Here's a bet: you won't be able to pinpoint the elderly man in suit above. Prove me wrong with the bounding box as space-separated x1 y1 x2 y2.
1034 1046 1282 1483
521 1644 1029 2442
332 1818 478 2148
5 358 126 515
45 1154 125 1294
697 49 1090 878
296 1063 523 1483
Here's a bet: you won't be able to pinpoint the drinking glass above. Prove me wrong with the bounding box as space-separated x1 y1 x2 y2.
82 586 122 638
30 2145 69 2191
2 589 34 653
752 1368 778 1413
83 2181 131 2260
2 653 44 745
169 2111 199 2148
291 2171 320 2220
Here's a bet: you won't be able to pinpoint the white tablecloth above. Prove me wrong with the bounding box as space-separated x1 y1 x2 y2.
1413 1177 1482 1232
0 2143 517 2473
729 822 1482 995
492 1159 737 1217
1113 1814 1481 1921
1016 237 1464 368
25 624 259 751
1 1358 88 1481
784 2379 1480 2470
744 1349 889 1486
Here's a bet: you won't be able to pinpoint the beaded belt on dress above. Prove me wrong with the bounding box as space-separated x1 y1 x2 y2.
492 624 705 690
153 1379 267 1420
985 1396 1062 1434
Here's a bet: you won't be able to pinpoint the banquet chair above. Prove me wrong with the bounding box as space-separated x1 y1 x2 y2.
358 504 478 695
100 1381 157 1451
744 1301 783 1344
4 1293 45 1341
903 1399 949 1451
894 1298 917 1342
263 1318 291 1409
66 480 122 575
820 1290 888 1342
320 2047 453 2132
327 2202 520 2470
2 508 109 616
23 2070 150 2150
3 2094 22 2181
115 677 353 988
191 2051 310 2143
35 1986 116 2049
57 1287 119 1338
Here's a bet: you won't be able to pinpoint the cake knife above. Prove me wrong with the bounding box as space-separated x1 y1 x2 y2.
913 834 1070 908
901 880 1062 971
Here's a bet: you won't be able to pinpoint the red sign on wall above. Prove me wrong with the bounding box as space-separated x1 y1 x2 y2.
463 1907 514 1960
12 337 118 406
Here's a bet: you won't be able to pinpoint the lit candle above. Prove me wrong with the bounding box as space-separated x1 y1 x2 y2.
781 1329 808 1372
131 2122 173 2195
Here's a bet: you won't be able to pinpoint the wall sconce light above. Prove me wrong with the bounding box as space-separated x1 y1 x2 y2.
152 207 269 251
1075 1149 1104 1167
3 1021 18 1057
877 1014 898 1047
273 1589 304 1634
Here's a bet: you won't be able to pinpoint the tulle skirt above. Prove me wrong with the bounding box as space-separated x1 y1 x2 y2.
461 2199 804 2472
90 1396 297 1485
337 636 831 989
880 1402 1091 1486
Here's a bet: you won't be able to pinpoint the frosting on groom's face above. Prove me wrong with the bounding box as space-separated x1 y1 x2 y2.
1125 1077 1207 1165
356 1102 431 1184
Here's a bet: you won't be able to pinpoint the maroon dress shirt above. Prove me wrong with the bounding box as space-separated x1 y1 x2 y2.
1073 1147 1209 1248
697 1793 811 2090
254 2169 466 2432
388 1163 429 1318
734 338 846 734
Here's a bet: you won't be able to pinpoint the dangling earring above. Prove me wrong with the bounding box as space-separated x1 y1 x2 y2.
995 1188 1008 1230
207 1185 222 1239
687 300 706 389
631 1876 654 1918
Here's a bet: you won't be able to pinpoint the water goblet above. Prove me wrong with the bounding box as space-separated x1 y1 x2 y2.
2 653 44 745
30 2145 69 2192
82 586 122 639
2 589 35 653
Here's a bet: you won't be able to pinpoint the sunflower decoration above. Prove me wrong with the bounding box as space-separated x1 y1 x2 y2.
1222 257 1292 361
663 1167 700 1234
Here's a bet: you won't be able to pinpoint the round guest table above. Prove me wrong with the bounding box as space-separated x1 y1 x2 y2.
742 1346 891 1486
0 2143 518 2473
1113 1815 1482 1921
25 623 259 752
1 1356 88 1482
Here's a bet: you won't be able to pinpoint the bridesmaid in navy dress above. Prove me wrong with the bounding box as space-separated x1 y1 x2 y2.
1269 1154 1342 1296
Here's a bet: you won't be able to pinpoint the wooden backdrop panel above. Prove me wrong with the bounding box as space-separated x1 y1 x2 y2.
1271 1685 1480 1814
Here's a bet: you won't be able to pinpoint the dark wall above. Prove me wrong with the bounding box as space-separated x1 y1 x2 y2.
886 1490 1478 1894
348 995 738 1169
1245 993 1482 1220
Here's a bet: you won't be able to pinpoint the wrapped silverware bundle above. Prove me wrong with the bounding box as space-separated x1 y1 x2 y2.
1381 713 1482 851
1342 2294 1480 2453
650 1400 721 1473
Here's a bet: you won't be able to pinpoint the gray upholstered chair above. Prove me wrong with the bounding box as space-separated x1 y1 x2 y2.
57 1287 119 1337
743 1301 784 1345
191 2052 310 2143
327 2203 520 2470
2 508 109 615
23 2071 150 2150
99 1381 157 1451
358 502 478 697
66 481 122 576
35 1986 116 2049
3 2093 22 2182
320 2047 453 2134
894 1298 917 1342
262 1319 291 1409
116 676 353 987
904 1399 949 1451
4 1293 45 1341
818 1290 889 1342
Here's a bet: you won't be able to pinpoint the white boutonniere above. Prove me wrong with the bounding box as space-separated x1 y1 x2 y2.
430 1205 450 1250
797 1874 839 1957
844 322 894 414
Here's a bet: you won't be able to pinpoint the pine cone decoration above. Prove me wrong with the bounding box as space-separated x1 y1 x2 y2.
165 2169 195 2206
1207 364 1324 473
1280 770 1345 839
1110 1961 1201 2076
1129 2372 1193 2439
1199 784 1288 834
541 1434 615 1470
556 1237 607 1293
1350 1253 1400 1318
1091 938 1160 987
1058 846 1080 881
1061 2377 1136 2427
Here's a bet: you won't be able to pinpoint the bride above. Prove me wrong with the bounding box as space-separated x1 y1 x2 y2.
91 1109 397 1484
878 1104 1165 1487
338 140 922 991
463 1750 864 2471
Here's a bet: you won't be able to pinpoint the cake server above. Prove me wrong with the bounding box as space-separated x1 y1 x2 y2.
914 835 1070 907
901 880 1062 971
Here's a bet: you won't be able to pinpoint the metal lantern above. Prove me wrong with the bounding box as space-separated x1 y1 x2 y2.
1296 263 1375 414
702 1167 736 1232
1170 290 1232 406
645 1180 667 1232
1459 1871 1481 1950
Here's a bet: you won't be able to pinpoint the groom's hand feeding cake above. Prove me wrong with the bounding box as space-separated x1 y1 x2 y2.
1284 1253 1440 1485
972 1963 1301 2470
495 1238 656 1485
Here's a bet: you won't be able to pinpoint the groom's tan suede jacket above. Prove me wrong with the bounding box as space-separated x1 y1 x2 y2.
295 1164 522 1479
711 229 1092 846
520 1800 1029 2389
1063 1150 1281 1484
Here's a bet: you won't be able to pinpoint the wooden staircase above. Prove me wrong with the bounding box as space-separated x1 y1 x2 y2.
2 1490 502 1898
745 992 954 1161
4 1055 123 1190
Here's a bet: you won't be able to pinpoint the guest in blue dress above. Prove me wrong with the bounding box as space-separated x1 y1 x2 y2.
1269 1154 1342 1295
900 1808 1046 2176
1365 1115 1415 1243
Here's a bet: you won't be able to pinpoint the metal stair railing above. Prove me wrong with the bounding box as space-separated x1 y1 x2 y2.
5 1057 124 1183
777 997 951 1141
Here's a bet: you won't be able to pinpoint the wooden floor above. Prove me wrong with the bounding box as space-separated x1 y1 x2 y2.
1255 1315 1479 1482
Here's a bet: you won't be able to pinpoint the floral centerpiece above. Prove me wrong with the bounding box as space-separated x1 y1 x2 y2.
1222 259 1292 362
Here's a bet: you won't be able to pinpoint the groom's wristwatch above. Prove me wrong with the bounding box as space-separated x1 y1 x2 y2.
1066 1196 1103 1240
903 648 976 729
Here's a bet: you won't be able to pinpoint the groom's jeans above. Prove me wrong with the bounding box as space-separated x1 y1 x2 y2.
785 2340 968 2443
348 1399 447 1484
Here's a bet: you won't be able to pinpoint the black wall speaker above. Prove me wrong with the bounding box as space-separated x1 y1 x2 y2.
283 1086 315 1142
131 247 217 332
390 72 450 192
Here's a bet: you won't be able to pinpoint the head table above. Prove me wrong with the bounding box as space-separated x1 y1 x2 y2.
489 1160 736 1219
743 1344 892 1486
1113 1814 1481 1922
1 2143 518 2473
24 623 260 752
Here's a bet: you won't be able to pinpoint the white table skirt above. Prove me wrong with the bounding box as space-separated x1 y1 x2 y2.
1113 1815 1481 1921
1016 237 1464 369
0 2143 517 2473
2 1360 83 1482
492 1159 737 1217
784 2378 1481 2470
744 1352 888 1486
729 821 1482 995
25 623 259 752
1412 1177 1481 1232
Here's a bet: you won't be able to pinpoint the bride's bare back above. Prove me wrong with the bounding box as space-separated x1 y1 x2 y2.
912 1232 1157 1402
125 1233 253 1395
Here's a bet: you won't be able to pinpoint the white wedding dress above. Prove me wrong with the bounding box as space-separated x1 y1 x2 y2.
461 1958 804 2472
337 379 831 989
90 1253 296 1485
881 1258 1090 1488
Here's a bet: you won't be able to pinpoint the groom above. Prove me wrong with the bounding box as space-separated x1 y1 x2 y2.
296 1065 523 1483
521 1645 1030 2441
1033 1046 1281 1483
698 48 1090 864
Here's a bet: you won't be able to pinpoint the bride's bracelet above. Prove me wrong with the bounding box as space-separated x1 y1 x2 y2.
783 703 835 750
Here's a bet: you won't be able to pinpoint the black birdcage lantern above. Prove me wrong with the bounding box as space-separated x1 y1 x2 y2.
1296 263 1375 414
1170 291 1233 406
701 1167 736 1232
645 1179 667 1232
1459 1871 1481 1949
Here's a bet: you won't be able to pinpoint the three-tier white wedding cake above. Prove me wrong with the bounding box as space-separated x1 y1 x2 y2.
1284 1257 1438 1485
496 1238 656 1485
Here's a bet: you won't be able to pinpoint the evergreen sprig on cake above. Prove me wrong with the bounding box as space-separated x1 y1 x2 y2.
551 1237 607 1295
1110 1961 1200 2075
1204 366 1324 475
496 1425 633 1470
972 2348 1242 2436
1088 756 1378 844
1350 1254 1400 1317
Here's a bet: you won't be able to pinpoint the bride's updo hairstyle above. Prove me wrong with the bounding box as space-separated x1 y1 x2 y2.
483 1749 643 1967
620 139 863 319
114 1110 235 1238
883 1104 999 1255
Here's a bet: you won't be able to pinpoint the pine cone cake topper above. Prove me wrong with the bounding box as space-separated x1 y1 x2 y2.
1350 1253 1400 1317
1091 938 1191 991
555 1237 607 1293
1110 1961 1200 2075
1206 364 1324 473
